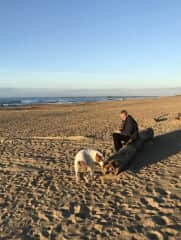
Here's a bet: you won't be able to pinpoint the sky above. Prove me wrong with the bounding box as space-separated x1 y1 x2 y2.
0 0 181 91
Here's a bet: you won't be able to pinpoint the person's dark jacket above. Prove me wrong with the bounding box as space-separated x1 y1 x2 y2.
120 115 139 141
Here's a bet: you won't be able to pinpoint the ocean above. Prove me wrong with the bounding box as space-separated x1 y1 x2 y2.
0 96 155 107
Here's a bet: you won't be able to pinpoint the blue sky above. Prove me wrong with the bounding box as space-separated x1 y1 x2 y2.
0 0 181 89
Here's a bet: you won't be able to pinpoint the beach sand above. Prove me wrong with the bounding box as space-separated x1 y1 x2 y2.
0 96 181 240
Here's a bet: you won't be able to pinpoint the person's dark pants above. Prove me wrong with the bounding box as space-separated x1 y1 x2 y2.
112 133 130 152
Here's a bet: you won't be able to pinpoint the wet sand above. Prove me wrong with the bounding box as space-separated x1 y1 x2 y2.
0 96 181 240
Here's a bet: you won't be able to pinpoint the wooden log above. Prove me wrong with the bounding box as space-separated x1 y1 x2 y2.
154 113 168 122
102 128 154 175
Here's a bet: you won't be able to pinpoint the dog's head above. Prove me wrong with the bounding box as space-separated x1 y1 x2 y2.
95 151 105 167
101 160 115 175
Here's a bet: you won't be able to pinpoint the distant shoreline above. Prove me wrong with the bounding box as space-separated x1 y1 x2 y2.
0 95 159 108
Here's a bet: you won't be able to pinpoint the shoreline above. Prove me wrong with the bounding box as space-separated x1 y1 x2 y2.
0 95 159 109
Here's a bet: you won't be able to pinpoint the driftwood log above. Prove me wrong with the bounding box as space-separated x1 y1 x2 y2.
102 128 154 175
154 113 168 122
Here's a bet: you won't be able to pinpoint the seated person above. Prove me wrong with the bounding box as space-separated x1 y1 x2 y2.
113 110 139 152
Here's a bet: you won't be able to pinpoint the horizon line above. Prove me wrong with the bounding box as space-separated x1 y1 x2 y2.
0 86 181 90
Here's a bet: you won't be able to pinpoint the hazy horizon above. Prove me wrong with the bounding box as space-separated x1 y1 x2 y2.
0 87 180 98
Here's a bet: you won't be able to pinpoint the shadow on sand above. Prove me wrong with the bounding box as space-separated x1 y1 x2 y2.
129 129 181 173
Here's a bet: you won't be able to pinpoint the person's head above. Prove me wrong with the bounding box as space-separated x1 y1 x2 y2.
120 110 128 121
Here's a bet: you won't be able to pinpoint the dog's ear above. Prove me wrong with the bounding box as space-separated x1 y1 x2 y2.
95 153 102 162
96 149 105 158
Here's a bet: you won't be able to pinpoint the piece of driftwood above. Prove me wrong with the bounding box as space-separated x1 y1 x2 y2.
154 113 168 122
102 128 154 175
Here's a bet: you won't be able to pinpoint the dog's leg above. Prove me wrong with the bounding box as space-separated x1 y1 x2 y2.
88 167 95 181
75 171 79 183
84 175 89 183
74 161 80 183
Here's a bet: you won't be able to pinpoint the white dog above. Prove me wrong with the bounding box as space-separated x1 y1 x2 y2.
74 148 104 182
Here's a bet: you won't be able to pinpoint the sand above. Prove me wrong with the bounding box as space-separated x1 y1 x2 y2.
0 96 181 240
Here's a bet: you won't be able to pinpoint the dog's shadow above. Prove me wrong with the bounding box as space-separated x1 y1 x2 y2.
127 129 181 173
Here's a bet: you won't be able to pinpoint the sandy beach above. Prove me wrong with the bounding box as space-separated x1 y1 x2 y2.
0 96 181 240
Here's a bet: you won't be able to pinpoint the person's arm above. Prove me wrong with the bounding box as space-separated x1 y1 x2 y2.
119 120 125 132
121 118 133 136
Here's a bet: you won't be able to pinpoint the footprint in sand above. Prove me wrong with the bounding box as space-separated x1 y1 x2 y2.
155 187 171 197
152 215 171 225
140 197 160 210
163 228 179 238
147 231 164 240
